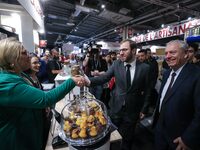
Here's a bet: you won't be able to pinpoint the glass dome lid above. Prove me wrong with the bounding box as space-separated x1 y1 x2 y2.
59 97 111 146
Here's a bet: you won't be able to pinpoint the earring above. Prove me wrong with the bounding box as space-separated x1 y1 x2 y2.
10 64 14 68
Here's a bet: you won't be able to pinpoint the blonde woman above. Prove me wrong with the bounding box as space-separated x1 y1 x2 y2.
0 38 86 150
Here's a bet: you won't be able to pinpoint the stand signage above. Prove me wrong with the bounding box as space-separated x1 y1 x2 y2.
132 19 200 43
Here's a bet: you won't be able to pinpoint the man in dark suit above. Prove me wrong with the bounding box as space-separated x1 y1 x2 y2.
153 40 200 150
86 39 151 150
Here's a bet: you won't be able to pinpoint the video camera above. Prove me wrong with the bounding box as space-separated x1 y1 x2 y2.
88 44 102 55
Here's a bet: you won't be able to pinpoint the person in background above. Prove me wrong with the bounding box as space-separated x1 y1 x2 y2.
59 53 66 64
22 53 51 149
110 51 117 62
116 51 120 60
187 42 199 63
0 38 86 150
104 53 112 68
192 53 200 67
102 53 113 108
37 57 49 83
69 53 77 66
41 52 50 64
46 48 62 83
146 48 159 90
138 49 158 117
153 40 200 150
85 39 151 150
23 53 43 89
44 49 51 58
83 47 107 100
137 49 147 63
161 58 170 77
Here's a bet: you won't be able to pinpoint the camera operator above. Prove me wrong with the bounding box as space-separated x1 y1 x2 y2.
83 46 107 100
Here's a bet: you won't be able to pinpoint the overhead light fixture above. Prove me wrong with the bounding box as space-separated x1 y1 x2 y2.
101 4 105 9
68 41 72 44
161 24 164 28
66 22 75 26
187 17 192 20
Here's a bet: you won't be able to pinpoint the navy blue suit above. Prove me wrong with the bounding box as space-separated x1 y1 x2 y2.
154 63 200 150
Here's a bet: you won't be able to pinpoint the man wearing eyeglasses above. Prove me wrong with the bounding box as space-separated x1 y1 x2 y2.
86 39 151 150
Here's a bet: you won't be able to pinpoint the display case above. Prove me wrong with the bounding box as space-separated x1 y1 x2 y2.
185 26 200 43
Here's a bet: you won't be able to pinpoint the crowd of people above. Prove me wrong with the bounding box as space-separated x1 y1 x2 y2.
0 37 200 150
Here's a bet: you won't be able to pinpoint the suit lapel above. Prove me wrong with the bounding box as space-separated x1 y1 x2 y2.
163 64 190 104
119 61 127 86
153 69 171 125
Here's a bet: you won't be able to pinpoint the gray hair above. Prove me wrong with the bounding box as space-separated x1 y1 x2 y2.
166 40 188 52
0 38 22 71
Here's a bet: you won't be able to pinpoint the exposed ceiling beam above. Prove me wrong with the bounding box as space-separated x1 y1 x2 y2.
141 0 200 16
47 31 86 39
136 1 200 25
128 0 198 24
89 22 114 36
70 14 90 34
47 14 69 21
76 1 200 45
66 34 86 40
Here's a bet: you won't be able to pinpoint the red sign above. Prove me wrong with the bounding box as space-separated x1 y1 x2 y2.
39 40 47 47
132 19 200 43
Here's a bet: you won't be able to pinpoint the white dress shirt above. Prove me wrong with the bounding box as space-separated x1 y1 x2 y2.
159 64 185 111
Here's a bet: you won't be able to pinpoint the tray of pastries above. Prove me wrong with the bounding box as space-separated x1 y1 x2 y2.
59 98 110 146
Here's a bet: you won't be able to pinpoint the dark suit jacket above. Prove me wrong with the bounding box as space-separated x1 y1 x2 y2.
90 59 151 121
153 63 200 149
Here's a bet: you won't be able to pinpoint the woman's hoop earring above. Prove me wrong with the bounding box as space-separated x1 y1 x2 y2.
10 64 15 69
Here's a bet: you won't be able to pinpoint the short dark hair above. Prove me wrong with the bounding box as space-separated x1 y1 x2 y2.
110 51 117 55
188 43 199 52
138 49 147 55
146 48 151 52
121 39 137 50
194 53 200 60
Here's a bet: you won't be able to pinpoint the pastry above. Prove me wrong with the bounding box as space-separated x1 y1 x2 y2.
71 128 79 139
79 128 87 138
89 126 97 137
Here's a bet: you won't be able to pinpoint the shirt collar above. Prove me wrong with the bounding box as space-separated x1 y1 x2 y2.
124 59 136 67
171 63 186 76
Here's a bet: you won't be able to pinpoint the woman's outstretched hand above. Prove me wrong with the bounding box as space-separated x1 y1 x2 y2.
72 75 87 87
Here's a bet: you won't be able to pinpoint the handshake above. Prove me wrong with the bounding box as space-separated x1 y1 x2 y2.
71 74 90 87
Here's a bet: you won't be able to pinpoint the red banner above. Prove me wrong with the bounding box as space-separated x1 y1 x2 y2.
132 19 200 43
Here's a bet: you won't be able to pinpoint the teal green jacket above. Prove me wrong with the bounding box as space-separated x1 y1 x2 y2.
0 72 75 150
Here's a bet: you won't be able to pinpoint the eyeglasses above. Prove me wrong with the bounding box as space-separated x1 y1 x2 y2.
188 50 194 53
119 48 129 52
